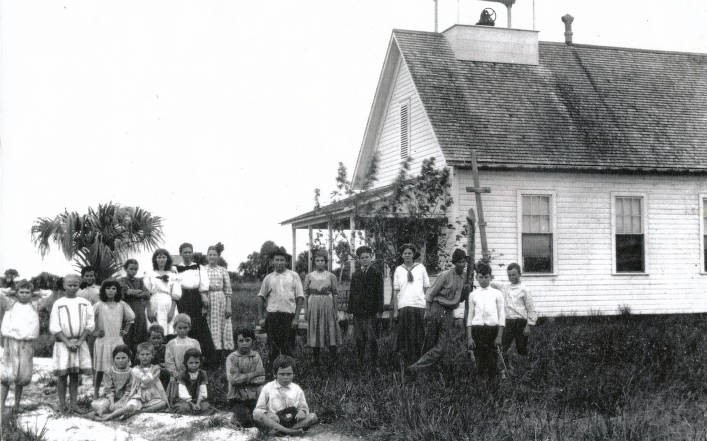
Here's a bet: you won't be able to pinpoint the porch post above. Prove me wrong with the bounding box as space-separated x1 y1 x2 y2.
291 225 297 271
349 214 356 276
308 225 313 273
328 219 333 272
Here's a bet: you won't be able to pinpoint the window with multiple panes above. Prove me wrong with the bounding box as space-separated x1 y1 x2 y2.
703 198 707 272
521 195 553 273
614 196 644 272
400 101 409 159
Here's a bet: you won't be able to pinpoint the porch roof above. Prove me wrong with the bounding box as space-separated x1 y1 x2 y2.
281 184 396 229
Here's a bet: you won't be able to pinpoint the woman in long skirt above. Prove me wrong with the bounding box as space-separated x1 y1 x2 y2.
204 246 234 362
144 249 181 336
303 251 342 366
392 244 429 365
176 243 217 366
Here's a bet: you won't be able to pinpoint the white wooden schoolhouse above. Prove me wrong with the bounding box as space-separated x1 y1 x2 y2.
283 15 707 316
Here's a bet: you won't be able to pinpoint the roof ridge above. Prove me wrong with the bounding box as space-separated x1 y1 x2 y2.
541 40 707 57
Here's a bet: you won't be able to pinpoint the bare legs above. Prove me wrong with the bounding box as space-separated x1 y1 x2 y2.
56 373 80 414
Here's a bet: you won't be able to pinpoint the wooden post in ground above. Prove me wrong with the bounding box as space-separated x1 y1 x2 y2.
465 149 491 259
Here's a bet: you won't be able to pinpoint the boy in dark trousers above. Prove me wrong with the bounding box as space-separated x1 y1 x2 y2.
347 246 384 364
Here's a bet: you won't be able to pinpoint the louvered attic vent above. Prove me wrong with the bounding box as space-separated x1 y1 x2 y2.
400 101 410 159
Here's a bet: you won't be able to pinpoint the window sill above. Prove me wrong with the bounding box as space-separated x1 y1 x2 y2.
522 272 558 277
611 272 649 276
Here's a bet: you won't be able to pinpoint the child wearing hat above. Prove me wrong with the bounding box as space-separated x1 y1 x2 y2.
406 249 470 374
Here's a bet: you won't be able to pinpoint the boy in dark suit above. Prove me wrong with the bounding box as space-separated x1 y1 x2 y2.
347 246 384 364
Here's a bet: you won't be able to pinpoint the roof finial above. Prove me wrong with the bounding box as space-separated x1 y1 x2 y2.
562 14 574 45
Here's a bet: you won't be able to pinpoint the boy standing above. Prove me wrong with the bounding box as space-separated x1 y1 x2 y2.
257 248 304 366
253 355 318 436
0 280 40 414
77 266 100 305
492 263 537 363
467 261 505 381
226 326 266 427
347 246 384 364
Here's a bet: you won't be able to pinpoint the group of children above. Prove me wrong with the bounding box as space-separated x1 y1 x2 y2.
0 243 536 436
0 272 319 436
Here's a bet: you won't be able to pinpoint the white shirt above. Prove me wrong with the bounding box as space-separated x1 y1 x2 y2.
253 380 309 416
467 286 506 327
393 264 429 309
1 301 39 340
494 282 537 325
177 265 209 292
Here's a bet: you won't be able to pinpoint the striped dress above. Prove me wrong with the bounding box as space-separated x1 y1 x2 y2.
303 270 342 348
205 265 234 351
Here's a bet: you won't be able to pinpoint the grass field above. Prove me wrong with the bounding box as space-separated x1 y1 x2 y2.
3 281 706 440
223 282 707 440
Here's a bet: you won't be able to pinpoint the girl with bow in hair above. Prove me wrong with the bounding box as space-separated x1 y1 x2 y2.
144 249 182 335
392 244 429 365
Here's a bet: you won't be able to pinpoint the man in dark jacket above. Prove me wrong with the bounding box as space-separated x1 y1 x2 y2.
347 246 384 364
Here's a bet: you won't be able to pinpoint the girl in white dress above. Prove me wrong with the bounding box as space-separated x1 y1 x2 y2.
145 249 182 336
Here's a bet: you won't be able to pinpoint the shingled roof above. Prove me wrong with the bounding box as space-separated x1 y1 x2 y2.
392 29 707 172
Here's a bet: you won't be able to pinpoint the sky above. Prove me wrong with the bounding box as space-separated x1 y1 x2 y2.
1 0 706 278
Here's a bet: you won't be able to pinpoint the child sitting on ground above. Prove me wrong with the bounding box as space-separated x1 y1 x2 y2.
491 263 537 366
90 345 133 418
226 326 266 427
98 342 167 420
147 324 170 389
49 274 95 414
173 348 212 414
0 280 40 415
467 261 505 382
253 355 318 436
164 314 201 406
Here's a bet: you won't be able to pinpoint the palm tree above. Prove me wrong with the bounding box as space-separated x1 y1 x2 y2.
31 203 164 282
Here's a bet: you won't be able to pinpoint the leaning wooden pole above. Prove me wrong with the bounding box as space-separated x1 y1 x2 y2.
470 150 490 259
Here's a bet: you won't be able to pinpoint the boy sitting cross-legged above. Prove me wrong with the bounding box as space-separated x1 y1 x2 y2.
226 326 266 427
253 355 318 436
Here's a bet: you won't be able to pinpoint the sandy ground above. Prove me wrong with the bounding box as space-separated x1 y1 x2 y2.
6 357 358 441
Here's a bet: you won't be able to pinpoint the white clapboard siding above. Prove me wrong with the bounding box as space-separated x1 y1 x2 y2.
372 59 445 188
455 169 707 316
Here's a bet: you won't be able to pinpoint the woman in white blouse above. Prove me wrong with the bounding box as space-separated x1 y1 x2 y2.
144 249 182 335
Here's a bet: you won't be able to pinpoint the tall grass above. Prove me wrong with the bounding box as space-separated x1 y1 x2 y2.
223 283 707 439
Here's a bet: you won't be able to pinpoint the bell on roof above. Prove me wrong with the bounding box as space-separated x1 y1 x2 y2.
476 8 496 26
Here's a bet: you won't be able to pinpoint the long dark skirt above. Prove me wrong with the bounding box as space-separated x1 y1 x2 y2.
125 298 149 354
177 288 218 366
395 306 426 364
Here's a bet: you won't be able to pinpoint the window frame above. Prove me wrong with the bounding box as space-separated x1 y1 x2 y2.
516 191 558 276
610 192 648 275
399 98 410 160
700 193 707 275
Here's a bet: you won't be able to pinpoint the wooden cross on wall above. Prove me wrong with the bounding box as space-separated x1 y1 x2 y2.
465 150 491 260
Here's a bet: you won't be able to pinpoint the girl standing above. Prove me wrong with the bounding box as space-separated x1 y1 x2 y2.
303 251 342 366
144 249 182 336
392 244 430 365
118 259 150 356
204 246 234 361
92 279 135 400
